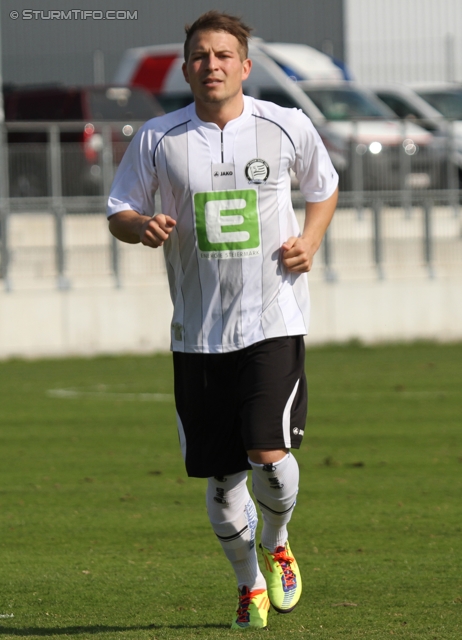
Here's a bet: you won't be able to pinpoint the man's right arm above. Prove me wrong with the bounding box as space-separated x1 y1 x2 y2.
109 210 177 248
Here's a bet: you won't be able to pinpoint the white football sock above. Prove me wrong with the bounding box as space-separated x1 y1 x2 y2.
206 472 266 591
249 452 299 552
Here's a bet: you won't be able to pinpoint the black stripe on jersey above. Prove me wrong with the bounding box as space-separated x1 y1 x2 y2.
257 109 307 334
215 525 249 542
254 115 289 339
252 115 296 153
162 120 204 351
152 119 192 167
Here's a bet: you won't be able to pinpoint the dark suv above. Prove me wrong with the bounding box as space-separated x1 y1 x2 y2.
4 85 163 197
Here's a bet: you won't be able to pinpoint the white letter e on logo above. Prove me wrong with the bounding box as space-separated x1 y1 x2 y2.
204 199 249 244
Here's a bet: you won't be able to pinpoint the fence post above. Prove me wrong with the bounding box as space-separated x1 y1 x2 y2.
423 198 435 279
49 124 70 290
0 123 11 291
445 120 459 215
55 204 69 289
322 226 336 281
351 120 364 215
400 120 412 217
0 203 11 292
102 124 120 288
373 199 384 280
0 207 10 291
448 120 459 217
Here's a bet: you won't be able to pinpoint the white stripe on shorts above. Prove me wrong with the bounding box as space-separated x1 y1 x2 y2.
282 379 300 448
176 410 187 461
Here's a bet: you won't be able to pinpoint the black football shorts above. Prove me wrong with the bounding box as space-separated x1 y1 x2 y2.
173 336 308 478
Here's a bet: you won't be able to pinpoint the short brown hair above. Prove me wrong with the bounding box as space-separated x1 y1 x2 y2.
184 10 252 61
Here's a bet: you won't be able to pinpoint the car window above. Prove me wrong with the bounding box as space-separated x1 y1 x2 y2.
417 90 462 119
87 87 162 120
258 90 300 109
154 93 193 113
375 93 419 119
9 91 82 120
303 88 390 120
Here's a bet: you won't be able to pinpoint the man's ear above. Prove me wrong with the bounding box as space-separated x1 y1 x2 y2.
182 62 190 85
242 58 252 81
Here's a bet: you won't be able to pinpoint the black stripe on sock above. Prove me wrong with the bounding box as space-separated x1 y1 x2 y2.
215 525 248 542
256 499 296 516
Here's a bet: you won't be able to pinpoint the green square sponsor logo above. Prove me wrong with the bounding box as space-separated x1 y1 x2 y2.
194 189 261 259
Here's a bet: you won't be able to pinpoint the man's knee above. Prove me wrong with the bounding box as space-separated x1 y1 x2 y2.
247 448 288 465
249 452 299 517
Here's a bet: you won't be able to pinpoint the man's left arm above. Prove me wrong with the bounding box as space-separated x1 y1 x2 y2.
282 187 338 273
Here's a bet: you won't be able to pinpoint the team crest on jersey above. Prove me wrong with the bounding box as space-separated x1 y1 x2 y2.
245 159 270 184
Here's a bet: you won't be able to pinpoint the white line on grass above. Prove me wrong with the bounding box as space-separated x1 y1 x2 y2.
315 391 454 399
47 388 173 401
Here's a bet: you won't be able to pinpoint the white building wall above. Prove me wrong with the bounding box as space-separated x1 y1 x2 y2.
345 0 462 83
1 206 461 359
1 276 461 359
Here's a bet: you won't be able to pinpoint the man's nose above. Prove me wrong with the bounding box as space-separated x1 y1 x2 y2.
204 53 219 69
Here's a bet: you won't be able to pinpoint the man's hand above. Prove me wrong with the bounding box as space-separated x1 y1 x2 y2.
140 214 176 248
281 236 316 273
109 210 176 247
282 187 338 274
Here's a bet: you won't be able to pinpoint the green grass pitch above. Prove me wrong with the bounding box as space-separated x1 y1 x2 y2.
0 342 461 639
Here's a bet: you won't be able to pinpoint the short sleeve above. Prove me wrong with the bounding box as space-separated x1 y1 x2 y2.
291 110 339 203
107 125 159 218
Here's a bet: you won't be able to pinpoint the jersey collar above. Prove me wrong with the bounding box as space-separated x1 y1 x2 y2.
189 95 253 131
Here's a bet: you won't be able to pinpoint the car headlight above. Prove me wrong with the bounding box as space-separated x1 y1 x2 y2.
403 139 418 155
369 141 382 155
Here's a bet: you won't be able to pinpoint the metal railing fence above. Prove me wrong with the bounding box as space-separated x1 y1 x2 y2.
3 118 461 198
0 121 461 291
1 190 460 292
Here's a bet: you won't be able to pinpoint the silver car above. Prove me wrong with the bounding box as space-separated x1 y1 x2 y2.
298 82 444 191
372 83 462 188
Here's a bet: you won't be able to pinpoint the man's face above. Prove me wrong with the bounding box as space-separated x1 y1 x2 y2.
182 30 252 107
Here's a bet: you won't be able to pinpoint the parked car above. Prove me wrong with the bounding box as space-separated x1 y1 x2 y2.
260 81 443 191
249 40 344 82
113 40 321 116
116 41 348 187
371 84 443 130
415 83 462 120
114 42 442 191
371 83 462 186
4 84 164 197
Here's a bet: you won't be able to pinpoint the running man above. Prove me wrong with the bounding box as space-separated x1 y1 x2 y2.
107 10 338 630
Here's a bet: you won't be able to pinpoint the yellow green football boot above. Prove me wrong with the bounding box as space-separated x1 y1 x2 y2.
260 542 302 613
231 586 270 629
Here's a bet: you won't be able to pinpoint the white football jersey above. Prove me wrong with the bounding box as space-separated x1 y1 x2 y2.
108 96 338 353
